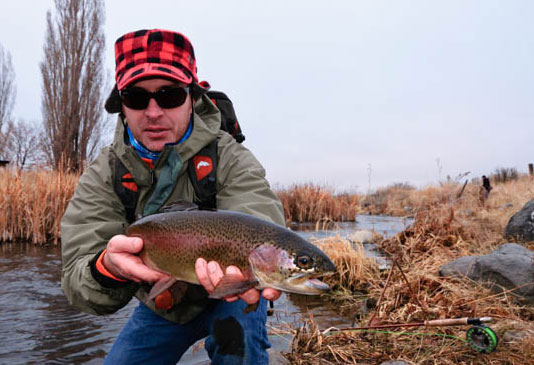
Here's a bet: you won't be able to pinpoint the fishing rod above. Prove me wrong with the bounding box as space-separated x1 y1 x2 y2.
323 317 498 354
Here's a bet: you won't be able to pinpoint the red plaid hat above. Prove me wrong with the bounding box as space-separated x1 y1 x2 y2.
114 29 200 90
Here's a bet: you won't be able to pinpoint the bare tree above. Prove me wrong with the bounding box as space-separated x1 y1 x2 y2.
40 0 106 171
0 44 16 159
5 119 41 169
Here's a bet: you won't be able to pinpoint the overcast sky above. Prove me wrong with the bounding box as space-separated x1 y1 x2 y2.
1 1 533 191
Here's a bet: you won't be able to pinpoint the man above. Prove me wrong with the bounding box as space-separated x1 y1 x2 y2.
61 29 285 364
482 175 492 199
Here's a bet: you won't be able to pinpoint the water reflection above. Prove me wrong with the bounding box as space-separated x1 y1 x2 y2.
0 244 134 364
0 215 411 364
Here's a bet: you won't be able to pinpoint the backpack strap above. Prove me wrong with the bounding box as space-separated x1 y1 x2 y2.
206 90 245 143
187 139 218 210
112 154 140 224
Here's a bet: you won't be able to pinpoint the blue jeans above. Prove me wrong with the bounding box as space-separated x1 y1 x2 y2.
104 298 270 365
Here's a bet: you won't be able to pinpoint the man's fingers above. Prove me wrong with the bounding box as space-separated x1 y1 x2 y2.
120 257 167 283
195 259 224 293
225 265 245 278
104 235 167 283
224 295 239 302
195 260 280 304
262 288 282 301
207 261 224 288
195 258 212 292
238 288 260 304
104 251 166 283
107 235 143 254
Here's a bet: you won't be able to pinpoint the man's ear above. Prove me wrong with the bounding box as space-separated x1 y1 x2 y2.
105 84 122 113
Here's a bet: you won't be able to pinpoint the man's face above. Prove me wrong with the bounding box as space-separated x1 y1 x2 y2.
122 78 192 152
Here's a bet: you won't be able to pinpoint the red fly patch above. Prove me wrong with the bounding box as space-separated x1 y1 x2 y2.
193 156 213 181
121 173 138 192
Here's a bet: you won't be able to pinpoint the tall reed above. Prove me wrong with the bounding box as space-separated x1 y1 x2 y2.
0 168 79 244
276 183 360 223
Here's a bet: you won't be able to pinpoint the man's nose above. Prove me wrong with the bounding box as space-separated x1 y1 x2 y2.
145 98 163 118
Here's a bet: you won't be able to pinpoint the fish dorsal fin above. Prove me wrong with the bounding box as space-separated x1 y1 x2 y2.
159 200 200 213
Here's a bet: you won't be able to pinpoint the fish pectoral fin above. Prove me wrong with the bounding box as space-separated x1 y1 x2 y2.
209 274 259 299
148 277 178 301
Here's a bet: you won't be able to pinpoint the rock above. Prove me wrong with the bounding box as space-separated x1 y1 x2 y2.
502 329 534 342
349 230 382 244
187 344 289 364
356 297 378 318
379 361 411 365
439 255 477 277
505 200 534 242
268 348 289 365
439 243 534 304
499 203 514 210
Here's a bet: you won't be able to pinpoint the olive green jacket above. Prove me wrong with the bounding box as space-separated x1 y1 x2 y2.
61 95 285 323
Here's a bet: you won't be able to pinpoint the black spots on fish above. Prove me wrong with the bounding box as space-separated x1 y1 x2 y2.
212 316 245 357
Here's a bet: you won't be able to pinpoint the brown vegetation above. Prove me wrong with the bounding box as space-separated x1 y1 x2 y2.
0 167 79 244
277 183 361 223
285 175 534 364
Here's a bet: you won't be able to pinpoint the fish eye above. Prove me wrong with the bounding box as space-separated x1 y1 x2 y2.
296 254 313 270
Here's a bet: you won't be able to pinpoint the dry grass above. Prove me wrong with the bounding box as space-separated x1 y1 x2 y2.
275 178 526 221
313 236 381 313
285 176 534 364
286 316 534 364
0 168 79 244
276 183 361 223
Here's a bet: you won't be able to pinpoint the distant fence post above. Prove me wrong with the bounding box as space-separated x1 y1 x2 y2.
529 163 533 177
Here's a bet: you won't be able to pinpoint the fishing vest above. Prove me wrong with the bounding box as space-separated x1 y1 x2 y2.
113 90 245 223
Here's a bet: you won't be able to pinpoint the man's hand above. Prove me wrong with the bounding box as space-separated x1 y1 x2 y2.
195 258 281 304
102 235 171 283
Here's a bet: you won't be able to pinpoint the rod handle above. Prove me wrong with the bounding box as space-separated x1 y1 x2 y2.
425 317 492 327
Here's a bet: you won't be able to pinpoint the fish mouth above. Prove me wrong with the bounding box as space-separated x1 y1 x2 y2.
305 278 331 292
280 271 334 295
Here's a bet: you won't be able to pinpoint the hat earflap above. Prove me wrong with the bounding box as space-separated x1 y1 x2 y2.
105 85 122 114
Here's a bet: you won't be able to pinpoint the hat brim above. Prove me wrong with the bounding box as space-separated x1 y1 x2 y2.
117 63 193 90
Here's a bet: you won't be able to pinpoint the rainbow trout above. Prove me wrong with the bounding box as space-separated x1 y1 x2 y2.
126 204 336 302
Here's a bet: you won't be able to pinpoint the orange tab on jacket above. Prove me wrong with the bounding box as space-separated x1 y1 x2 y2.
155 290 173 310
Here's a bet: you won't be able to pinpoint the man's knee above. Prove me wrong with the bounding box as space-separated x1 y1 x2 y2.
212 316 245 356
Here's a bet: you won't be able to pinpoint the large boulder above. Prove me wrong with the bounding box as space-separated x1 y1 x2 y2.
439 243 534 304
505 200 534 242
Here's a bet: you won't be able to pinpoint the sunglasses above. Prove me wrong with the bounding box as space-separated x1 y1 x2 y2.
120 86 190 110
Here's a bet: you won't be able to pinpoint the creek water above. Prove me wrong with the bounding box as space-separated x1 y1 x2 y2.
0 215 412 364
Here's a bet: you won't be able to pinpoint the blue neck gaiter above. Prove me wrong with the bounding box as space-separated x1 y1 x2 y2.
126 115 194 161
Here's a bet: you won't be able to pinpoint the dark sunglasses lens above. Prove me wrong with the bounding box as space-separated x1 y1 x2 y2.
155 87 188 108
121 87 189 110
120 89 150 110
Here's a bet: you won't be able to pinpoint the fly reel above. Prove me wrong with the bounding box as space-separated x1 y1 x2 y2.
466 324 498 353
